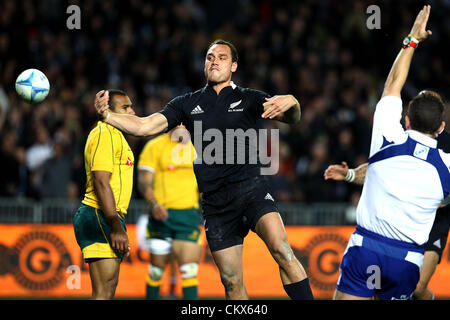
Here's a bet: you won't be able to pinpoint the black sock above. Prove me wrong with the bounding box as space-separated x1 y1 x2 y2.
283 278 314 300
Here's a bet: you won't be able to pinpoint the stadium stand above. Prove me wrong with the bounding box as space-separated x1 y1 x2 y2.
0 0 449 205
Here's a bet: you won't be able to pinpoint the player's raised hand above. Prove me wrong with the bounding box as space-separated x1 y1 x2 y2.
95 90 110 118
262 95 298 119
324 162 349 181
410 5 432 42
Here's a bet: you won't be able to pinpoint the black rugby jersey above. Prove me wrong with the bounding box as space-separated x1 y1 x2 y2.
159 82 270 193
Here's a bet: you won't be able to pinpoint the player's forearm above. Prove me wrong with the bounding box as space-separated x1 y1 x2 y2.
94 178 122 228
137 172 158 207
383 5 431 98
105 112 168 137
352 163 368 185
138 181 156 205
344 163 368 186
382 47 415 98
144 188 158 208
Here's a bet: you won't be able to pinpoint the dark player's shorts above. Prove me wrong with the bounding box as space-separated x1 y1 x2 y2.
201 176 279 252
148 208 202 243
73 204 127 261
424 206 450 263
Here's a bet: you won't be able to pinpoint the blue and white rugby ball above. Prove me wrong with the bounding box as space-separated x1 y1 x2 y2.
15 69 50 104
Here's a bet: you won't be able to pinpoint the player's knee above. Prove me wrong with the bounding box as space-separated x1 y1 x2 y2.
92 277 118 300
269 239 295 264
149 264 165 281
180 262 199 279
106 278 118 299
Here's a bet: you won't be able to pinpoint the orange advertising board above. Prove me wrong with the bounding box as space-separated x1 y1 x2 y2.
0 224 449 298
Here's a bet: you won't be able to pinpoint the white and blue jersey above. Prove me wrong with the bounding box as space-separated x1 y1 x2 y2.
359 96 450 244
337 96 450 299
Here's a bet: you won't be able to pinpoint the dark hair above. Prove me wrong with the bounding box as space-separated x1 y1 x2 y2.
407 91 445 134
207 39 238 63
107 89 127 110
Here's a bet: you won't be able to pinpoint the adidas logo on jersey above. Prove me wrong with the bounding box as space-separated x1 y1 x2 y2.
264 193 274 201
191 105 204 114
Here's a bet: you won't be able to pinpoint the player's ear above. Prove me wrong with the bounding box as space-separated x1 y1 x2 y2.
404 115 411 130
231 61 238 73
436 121 445 137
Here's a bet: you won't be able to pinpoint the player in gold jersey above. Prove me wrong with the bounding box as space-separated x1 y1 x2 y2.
73 90 135 299
138 125 202 299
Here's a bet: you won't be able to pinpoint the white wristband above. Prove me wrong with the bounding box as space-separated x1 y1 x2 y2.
344 169 355 183
410 35 419 44
105 111 111 120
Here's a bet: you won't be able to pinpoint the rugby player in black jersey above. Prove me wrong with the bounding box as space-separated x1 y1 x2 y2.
95 39 313 300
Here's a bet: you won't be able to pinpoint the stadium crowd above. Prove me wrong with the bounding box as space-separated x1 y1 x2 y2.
0 0 449 205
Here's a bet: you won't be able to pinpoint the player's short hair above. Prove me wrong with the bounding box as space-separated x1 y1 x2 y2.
407 90 445 134
107 89 127 111
207 39 238 63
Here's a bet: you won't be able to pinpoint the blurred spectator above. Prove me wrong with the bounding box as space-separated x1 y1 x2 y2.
296 137 335 203
268 140 296 202
332 127 357 168
0 130 22 196
0 85 9 130
39 130 72 198
25 124 53 172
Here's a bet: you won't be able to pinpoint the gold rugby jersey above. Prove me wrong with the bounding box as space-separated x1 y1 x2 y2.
82 121 134 215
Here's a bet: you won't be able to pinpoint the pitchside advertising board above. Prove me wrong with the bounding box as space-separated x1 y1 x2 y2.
0 225 449 298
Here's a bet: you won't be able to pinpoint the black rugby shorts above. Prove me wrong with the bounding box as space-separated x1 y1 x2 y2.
201 176 279 252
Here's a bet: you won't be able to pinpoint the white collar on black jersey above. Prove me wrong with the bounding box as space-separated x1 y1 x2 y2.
406 130 438 148
205 81 237 92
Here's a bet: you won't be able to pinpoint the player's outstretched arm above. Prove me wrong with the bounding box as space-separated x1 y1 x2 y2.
382 5 432 98
324 162 368 186
262 94 301 124
95 90 168 136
